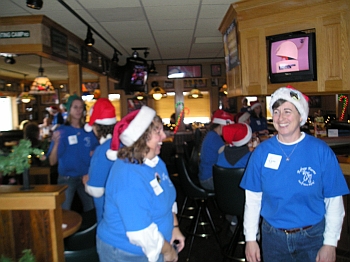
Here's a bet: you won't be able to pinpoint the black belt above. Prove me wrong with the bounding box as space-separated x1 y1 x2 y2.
279 225 313 234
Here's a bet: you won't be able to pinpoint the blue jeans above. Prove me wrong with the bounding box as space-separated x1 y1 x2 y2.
261 218 324 262
200 177 214 190
57 175 94 212
97 236 164 262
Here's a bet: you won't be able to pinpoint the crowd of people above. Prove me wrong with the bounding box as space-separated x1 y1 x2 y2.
13 86 349 262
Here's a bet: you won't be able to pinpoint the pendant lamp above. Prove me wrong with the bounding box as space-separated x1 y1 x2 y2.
30 57 54 94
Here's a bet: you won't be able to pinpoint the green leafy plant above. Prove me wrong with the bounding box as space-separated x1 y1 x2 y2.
0 140 44 176
0 249 36 262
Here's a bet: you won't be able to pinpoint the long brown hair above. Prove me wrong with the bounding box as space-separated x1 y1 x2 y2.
65 98 86 128
117 115 163 164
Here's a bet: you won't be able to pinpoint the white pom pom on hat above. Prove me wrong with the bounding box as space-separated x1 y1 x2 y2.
211 109 234 125
222 123 252 147
269 85 309 126
106 106 156 161
84 98 117 132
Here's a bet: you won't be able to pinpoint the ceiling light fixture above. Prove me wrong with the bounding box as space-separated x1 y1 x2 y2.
26 0 43 10
134 92 147 101
149 60 158 75
188 88 203 99
132 50 139 58
131 47 149 59
111 49 119 63
29 56 54 93
149 81 167 100
84 27 95 46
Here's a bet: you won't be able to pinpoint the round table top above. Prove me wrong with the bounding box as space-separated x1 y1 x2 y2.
62 209 82 238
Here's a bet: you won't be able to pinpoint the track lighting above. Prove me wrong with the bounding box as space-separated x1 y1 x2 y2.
149 60 158 75
132 50 139 58
111 49 119 63
26 0 43 10
84 27 95 46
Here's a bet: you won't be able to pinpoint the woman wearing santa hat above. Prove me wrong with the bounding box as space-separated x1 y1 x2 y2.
97 106 185 262
249 100 269 136
198 109 234 190
240 86 349 262
83 98 117 223
47 94 99 212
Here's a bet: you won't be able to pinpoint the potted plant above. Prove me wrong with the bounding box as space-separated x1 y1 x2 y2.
0 139 44 190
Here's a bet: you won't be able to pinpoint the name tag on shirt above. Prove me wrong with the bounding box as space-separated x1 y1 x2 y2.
264 153 282 170
68 135 78 145
150 178 163 196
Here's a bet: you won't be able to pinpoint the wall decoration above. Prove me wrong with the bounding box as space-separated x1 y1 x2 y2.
309 96 321 108
211 78 219 86
183 79 207 88
211 64 221 76
223 19 240 71
164 80 174 89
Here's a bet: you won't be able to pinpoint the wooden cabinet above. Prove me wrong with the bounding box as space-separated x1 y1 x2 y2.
219 0 350 96
0 185 67 262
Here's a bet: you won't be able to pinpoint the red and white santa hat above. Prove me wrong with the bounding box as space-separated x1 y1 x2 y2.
106 106 156 161
269 85 309 126
234 112 250 124
46 106 59 114
84 98 117 132
222 123 252 147
211 109 234 125
250 100 261 110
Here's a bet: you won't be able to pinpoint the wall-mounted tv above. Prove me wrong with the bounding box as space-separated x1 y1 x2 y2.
119 57 149 94
267 30 317 84
167 65 202 79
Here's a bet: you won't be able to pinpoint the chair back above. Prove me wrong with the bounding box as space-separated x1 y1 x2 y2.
212 165 245 217
175 154 209 199
64 223 97 251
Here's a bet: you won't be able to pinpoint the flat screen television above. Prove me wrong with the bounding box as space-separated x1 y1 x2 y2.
267 30 317 83
119 57 149 94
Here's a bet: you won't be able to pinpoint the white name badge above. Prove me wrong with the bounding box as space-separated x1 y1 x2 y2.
68 135 78 145
264 153 282 170
150 178 163 196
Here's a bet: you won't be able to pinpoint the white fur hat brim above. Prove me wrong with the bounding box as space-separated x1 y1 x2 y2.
233 124 252 147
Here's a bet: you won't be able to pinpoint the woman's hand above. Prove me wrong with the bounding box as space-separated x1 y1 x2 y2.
245 241 261 262
316 245 336 262
171 227 185 253
163 241 178 262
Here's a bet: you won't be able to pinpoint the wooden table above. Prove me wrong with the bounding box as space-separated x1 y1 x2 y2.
62 210 82 238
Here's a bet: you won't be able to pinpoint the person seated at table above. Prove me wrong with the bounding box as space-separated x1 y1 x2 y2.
217 123 252 169
97 106 185 262
234 111 251 125
249 100 269 136
198 109 234 190
83 98 117 223
240 97 251 112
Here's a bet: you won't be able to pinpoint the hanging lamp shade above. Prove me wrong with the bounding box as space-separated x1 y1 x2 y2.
188 88 203 99
148 81 167 100
29 57 54 94
17 92 36 104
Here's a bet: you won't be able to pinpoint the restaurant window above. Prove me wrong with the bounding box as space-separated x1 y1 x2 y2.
153 91 211 124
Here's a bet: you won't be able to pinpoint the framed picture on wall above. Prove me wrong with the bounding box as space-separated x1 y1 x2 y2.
184 79 207 88
211 78 219 86
164 80 174 89
211 64 221 76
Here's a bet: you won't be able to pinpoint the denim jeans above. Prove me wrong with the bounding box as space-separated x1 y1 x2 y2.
97 236 164 262
261 218 324 262
200 177 214 190
57 175 94 212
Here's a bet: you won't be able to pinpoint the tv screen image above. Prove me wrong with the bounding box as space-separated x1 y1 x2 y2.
130 64 148 86
119 57 149 94
267 31 317 83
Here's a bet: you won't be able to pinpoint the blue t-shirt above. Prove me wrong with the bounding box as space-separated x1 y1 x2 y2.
250 116 268 133
97 157 176 256
199 130 225 181
87 139 113 223
47 125 98 177
240 134 350 229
